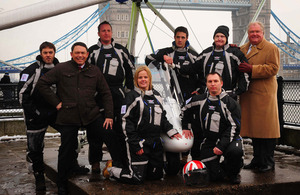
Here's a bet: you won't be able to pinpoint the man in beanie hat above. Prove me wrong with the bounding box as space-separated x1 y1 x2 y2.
213 25 229 44
176 25 250 100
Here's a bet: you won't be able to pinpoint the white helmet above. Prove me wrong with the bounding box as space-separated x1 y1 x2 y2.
182 160 209 186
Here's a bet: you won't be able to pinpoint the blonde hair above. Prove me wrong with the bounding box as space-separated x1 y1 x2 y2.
134 65 152 90
248 21 265 34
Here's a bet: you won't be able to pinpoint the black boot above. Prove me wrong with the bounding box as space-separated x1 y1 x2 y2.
34 172 46 191
229 174 241 184
58 183 68 195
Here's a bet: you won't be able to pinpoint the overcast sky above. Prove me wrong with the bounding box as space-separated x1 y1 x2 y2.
0 0 299 65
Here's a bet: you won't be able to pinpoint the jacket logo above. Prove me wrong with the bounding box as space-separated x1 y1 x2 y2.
105 54 112 58
208 105 216 110
20 74 29 82
214 56 221 61
148 100 154 104
178 56 185 60
185 97 192 105
121 105 127 114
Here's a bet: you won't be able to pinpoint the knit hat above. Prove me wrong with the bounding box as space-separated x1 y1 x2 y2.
4 72 9 75
213 25 229 42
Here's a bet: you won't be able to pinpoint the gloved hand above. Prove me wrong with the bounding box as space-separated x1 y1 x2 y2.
239 62 252 73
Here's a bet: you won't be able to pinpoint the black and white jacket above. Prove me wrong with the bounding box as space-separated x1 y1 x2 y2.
181 89 241 152
178 44 250 95
18 55 59 124
145 41 199 99
88 38 135 90
121 88 178 153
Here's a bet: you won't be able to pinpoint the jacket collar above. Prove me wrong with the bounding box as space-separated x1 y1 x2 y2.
244 38 267 59
212 43 229 51
36 55 59 65
172 40 190 52
207 88 227 101
70 59 91 70
97 38 115 49
134 87 154 96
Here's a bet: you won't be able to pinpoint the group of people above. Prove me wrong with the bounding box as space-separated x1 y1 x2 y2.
18 20 280 194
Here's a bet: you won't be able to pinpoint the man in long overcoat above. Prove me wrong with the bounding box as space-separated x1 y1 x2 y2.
238 21 280 173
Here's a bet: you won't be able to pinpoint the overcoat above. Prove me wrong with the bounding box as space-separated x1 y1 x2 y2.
239 38 280 138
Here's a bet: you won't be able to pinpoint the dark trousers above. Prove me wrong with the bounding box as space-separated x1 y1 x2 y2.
57 116 121 186
93 92 127 167
251 138 276 168
200 138 244 181
26 128 47 173
183 99 204 160
88 110 124 167
117 138 164 184
112 107 128 167
25 112 57 173
191 122 204 160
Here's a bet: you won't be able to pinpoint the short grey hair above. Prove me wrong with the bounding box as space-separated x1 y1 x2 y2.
248 21 265 34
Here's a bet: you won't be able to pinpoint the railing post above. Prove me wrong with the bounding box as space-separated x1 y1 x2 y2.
277 76 284 144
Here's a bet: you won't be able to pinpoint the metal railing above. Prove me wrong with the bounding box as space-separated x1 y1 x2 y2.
277 77 300 128
0 83 20 108
1 79 300 128
0 83 23 120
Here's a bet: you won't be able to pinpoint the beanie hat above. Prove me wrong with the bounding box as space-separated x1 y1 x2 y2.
213 25 229 42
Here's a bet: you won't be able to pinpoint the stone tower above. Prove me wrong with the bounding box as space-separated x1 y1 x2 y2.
98 1 132 47
232 0 271 45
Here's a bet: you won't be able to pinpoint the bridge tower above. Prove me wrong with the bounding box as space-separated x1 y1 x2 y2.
232 0 271 44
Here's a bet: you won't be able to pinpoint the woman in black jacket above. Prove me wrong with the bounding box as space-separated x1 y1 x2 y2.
104 65 182 184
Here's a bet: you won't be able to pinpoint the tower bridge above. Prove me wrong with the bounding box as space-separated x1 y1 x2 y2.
139 0 251 11
0 0 299 78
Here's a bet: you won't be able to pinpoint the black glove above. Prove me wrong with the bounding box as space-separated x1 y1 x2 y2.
229 44 240 49
161 62 167 71
152 61 161 70
227 91 237 101
239 62 252 73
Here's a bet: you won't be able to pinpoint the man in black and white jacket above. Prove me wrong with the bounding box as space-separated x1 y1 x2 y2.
18 42 59 191
181 72 244 184
88 21 135 173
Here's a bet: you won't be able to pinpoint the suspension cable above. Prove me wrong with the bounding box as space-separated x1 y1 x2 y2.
271 10 300 48
139 7 155 53
137 0 171 57
271 32 300 55
3 4 110 67
271 38 300 61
